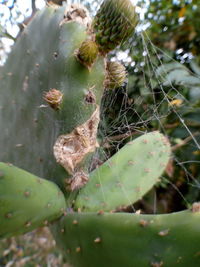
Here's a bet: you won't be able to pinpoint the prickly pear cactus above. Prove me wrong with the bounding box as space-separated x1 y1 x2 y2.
0 0 200 267
0 3 105 188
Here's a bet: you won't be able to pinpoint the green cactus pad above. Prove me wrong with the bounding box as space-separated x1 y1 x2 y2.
93 0 138 53
52 209 200 267
0 162 66 239
75 132 171 212
0 4 105 183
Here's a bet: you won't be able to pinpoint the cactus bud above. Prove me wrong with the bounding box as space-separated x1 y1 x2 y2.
105 61 127 89
93 0 138 53
76 40 99 68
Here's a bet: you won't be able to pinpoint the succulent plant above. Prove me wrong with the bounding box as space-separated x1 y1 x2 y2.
0 0 199 266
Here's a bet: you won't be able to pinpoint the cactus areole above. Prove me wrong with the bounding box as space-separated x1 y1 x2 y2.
1 0 200 267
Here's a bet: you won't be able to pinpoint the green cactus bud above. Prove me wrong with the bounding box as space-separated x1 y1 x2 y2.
93 0 138 53
76 40 99 68
104 61 127 89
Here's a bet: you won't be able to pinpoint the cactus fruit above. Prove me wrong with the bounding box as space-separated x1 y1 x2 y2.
104 61 127 89
75 132 171 212
0 163 66 239
52 209 200 267
93 0 138 53
75 39 99 68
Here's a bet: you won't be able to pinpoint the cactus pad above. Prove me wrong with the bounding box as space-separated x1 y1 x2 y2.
0 163 66 239
52 209 200 267
75 132 171 212
0 5 105 183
